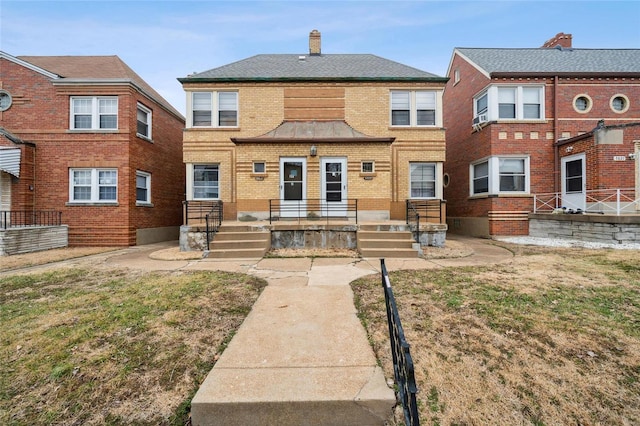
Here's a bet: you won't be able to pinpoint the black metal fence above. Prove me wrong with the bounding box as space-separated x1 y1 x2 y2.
205 202 223 250
1 210 62 229
381 258 420 426
406 199 444 244
269 198 358 224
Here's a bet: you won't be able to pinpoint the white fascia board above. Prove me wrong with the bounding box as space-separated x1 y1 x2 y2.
0 51 60 79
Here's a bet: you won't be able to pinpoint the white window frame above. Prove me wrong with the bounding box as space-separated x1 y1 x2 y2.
361 161 375 173
189 164 220 200
473 85 544 122
69 168 118 203
390 90 441 127
136 171 151 205
470 156 530 196
136 103 152 140
188 91 238 128
253 162 266 174
409 162 438 199
70 96 118 130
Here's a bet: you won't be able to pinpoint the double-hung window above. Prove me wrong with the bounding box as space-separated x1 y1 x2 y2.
191 92 238 127
137 103 152 139
471 157 529 195
193 164 219 199
71 97 118 130
473 86 544 123
136 171 151 204
410 163 436 198
391 91 437 127
70 168 118 203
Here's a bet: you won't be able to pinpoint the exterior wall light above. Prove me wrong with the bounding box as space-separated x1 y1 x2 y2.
310 145 317 157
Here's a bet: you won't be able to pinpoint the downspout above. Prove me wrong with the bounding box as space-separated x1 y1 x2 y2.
553 75 559 193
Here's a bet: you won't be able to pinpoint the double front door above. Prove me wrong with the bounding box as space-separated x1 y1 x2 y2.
279 157 347 217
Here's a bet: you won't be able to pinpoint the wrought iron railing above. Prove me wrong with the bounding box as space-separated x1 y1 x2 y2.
268 199 358 224
1 210 62 229
406 199 444 243
205 202 223 251
183 200 223 225
380 258 420 426
533 188 639 215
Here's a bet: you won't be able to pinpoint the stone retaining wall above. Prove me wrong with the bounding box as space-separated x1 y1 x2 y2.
529 214 640 245
0 226 69 256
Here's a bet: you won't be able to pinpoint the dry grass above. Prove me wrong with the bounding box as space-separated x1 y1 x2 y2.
0 267 266 425
352 243 640 426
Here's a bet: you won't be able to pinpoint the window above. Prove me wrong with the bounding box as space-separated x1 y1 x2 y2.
611 94 629 113
573 95 592 113
71 97 118 130
391 91 437 126
472 161 489 194
498 87 516 119
253 162 265 173
409 163 436 198
473 85 544 123
137 103 152 139
193 164 219 199
136 171 151 204
69 168 117 202
190 92 238 127
361 161 374 173
471 157 529 195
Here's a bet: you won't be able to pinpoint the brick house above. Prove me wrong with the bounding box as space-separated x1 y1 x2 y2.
178 31 448 252
0 51 185 250
443 33 640 237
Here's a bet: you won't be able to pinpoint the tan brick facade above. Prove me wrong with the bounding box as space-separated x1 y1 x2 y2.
181 80 447 222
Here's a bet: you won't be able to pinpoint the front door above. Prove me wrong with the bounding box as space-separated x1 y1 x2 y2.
561 154 586 211
321 157 347 216
280 158 306 217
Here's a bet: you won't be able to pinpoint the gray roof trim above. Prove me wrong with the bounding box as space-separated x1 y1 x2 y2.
0 127 36 147
180 76 448 83
232 120 395 143
0 51 60 80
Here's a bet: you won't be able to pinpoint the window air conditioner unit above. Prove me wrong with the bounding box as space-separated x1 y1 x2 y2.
472 114 488 125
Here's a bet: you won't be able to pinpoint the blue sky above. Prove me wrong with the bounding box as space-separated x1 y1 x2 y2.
2 0 639 114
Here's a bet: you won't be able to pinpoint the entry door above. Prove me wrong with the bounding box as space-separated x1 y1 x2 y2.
321 158 347 216
561 154 586 211
280 158 306 217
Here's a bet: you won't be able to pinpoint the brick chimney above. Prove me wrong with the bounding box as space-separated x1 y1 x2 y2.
309 29 321 56
542 32 572 48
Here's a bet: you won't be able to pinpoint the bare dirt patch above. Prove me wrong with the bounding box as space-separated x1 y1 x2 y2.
0 247 121 272
352 243 640 425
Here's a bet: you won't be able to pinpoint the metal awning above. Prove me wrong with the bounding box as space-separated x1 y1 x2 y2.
0 148 21 178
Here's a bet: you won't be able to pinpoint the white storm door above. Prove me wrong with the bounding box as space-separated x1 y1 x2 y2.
280 158 306 217
321 158 347 216
561 154 586 211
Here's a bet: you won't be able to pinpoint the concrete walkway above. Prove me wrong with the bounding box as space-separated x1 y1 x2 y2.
100 235 514 425
6 236 514 425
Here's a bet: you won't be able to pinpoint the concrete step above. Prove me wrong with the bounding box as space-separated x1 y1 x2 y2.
206 247 268 258
210 240 270 250
212 231 269 241
358 238 414 249
358 230 412 240
360 247 419 258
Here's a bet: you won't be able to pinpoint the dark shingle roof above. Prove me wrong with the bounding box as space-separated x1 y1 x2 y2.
180 54 445 82
456 47 640 75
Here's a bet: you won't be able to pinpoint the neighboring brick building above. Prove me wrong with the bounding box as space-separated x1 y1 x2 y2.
443 33 640 237
179 30 448 223
0 51 185 247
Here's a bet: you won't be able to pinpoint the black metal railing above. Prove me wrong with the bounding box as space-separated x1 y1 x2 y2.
205 202 223 250
406 199 444 244
381 258 420 426
1 210 62 229
269 199 358 224
183 200 223 226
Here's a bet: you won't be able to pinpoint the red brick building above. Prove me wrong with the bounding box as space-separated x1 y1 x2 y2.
0 51 185 247
443 33 640 236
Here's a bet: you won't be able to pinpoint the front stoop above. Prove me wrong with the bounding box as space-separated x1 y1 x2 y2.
357 224 418 258
206 224 270 258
